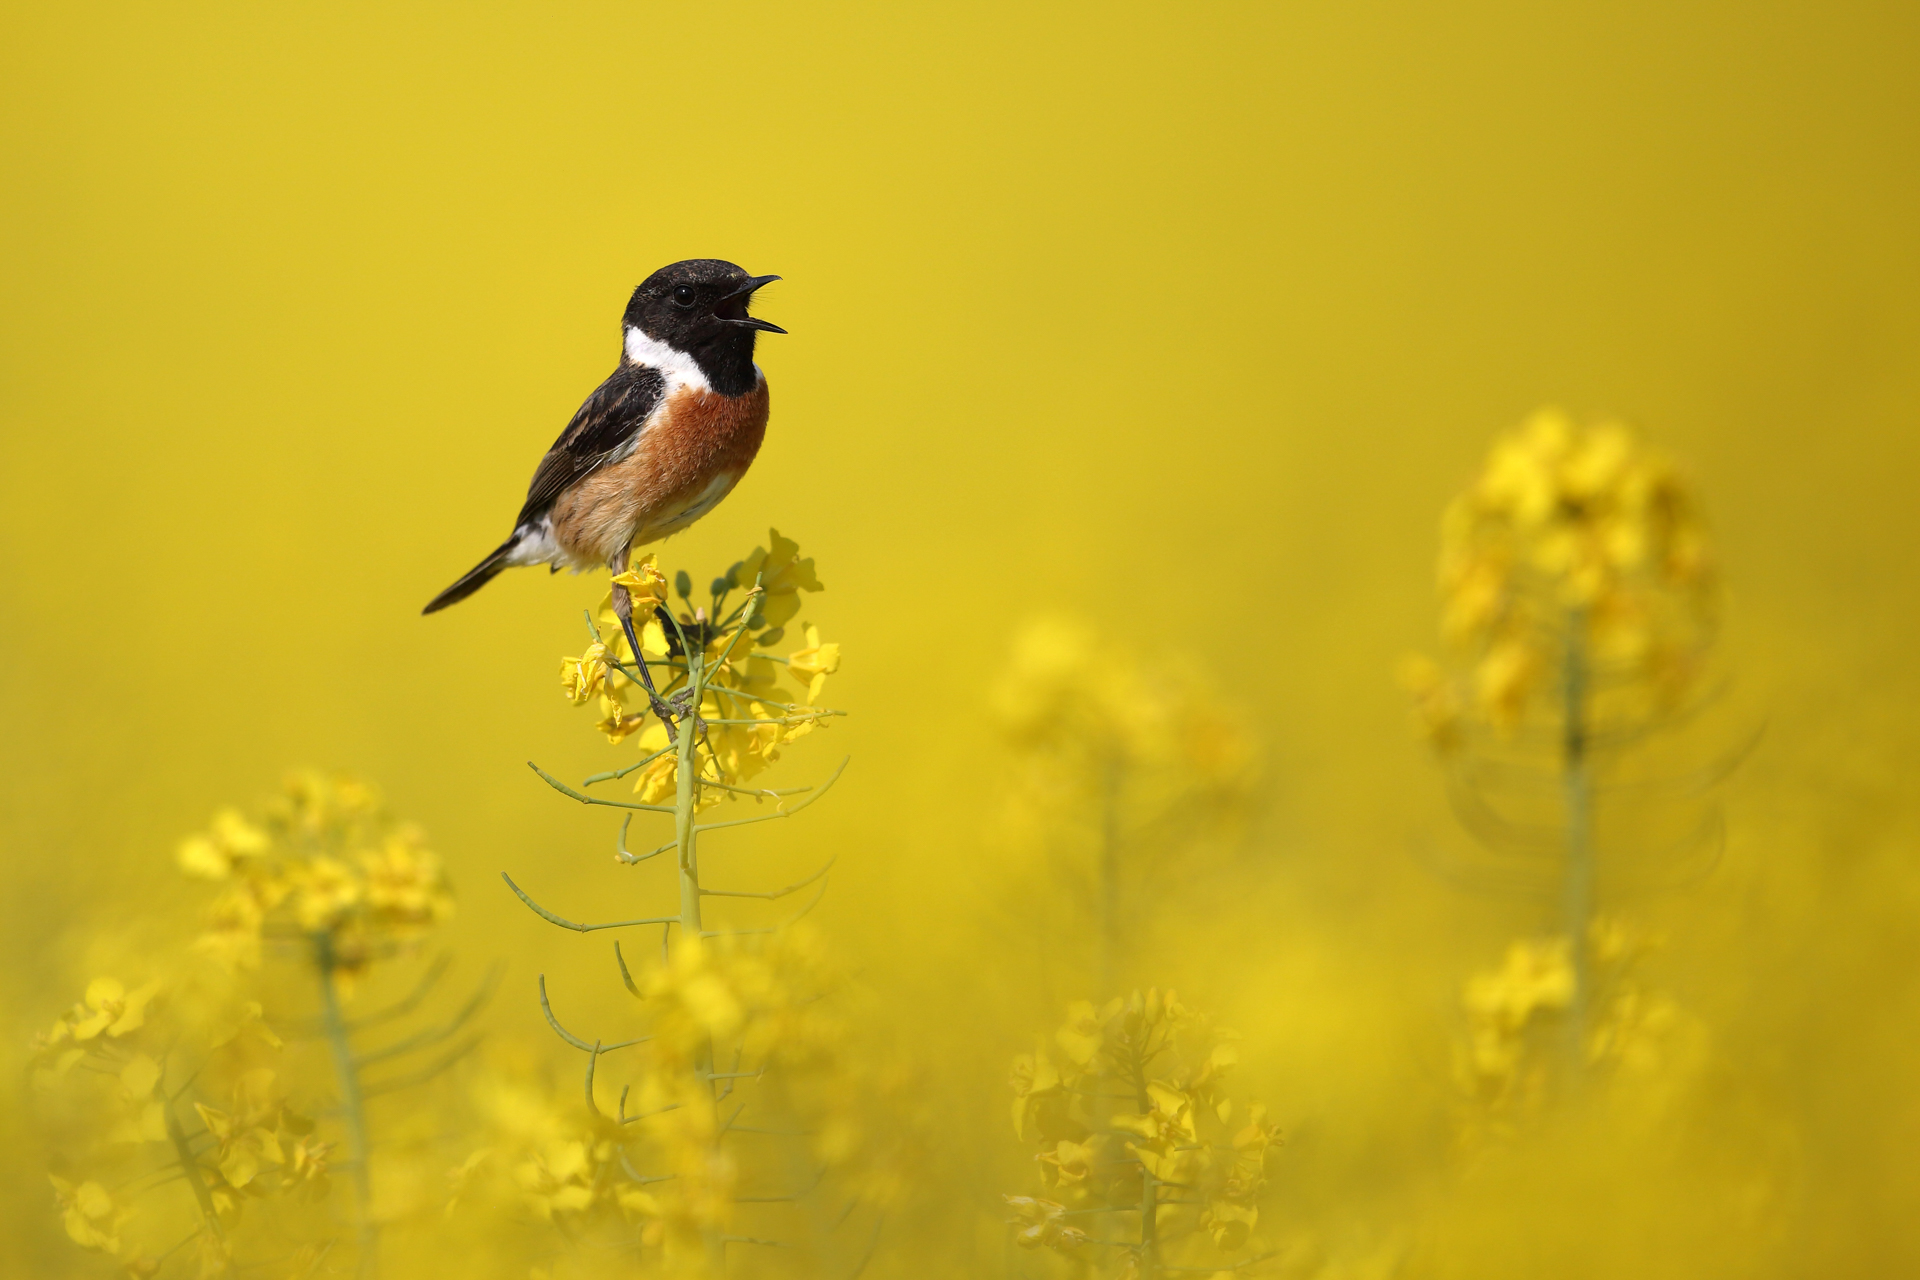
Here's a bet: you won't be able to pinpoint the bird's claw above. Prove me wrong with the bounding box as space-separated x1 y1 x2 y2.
664 688 708 737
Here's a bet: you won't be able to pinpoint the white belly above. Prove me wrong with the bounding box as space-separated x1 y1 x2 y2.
638 471 738 545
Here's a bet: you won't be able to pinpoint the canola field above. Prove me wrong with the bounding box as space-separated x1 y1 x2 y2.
6 4 1920 1277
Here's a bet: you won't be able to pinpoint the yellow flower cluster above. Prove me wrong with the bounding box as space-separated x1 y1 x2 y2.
194 1068 333 1202
1455 919 1701 1144
994 618 1256 809
451 1076 645 1226
1407 410 1716 740
178 772 454 973
454 928 899 1276
1008 990 1280 1274
32 967 323 1276
1455 937 1575 1115
559 531 841 807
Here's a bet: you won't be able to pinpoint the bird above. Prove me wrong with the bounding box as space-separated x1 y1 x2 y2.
422 259 784 616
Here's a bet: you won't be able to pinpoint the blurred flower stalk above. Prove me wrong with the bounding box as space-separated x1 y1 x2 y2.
34 775 474 1278
1404 410 1721 1070
989 620 1275 1275
992 619 1258 995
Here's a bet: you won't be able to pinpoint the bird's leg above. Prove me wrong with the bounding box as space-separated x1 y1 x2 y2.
610 581 679 742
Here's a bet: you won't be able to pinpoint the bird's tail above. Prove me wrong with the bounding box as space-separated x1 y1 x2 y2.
422 535 519 614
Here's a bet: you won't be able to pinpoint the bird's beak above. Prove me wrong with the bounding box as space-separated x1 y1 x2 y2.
716 275 786 333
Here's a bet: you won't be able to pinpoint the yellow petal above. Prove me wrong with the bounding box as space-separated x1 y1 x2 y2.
177 835 231 879
84 977 126 1010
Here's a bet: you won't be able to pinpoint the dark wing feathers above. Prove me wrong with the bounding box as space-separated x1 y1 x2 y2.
514 364 667 526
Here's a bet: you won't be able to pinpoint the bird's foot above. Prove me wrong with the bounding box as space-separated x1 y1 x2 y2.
666 687 708 738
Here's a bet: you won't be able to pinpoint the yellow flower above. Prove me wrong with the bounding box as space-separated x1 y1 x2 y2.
202 1113 285 1188
193 886 268 970
607 720 675 802
289 855 362 932
1225 1104 1280 1196
594 692 649 745
786 625 841 705
360 830 454 925
279 1133 333 1200
646 934 748 1039
736 528 822 629
1472 637 1543 732
560 641 610 704
610 552 671 612
176 807 270 880
194 1069 291 1189
52 977 161 1044
49 1177 127 1254
1463 937 1575 1033
1112 1082 1197 1150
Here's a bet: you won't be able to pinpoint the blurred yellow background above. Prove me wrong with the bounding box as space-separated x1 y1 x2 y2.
6 1 1920 1275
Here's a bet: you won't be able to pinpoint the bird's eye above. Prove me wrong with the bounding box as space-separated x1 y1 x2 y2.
671 285 697 307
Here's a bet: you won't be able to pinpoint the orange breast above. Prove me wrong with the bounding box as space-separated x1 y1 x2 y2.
549 377 770 567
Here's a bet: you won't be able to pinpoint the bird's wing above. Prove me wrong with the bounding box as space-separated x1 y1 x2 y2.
514 363 669 526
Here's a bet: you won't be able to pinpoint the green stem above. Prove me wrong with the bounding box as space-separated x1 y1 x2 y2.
673 649 728 1274
315 934 379 1278
1561 612 1594 1072
676 649 706 943
161 1090 227 1265
1133 1062 1157 1279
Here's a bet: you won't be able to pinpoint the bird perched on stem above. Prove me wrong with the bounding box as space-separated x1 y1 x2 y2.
423 259 782 727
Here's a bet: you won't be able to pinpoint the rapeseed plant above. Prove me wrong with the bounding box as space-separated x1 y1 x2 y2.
1006 990 1281 1278
34 776 477 1279
991 618 1258 995
1402 411 1725 1069
489 530 896 1278
1451 917 1704 1150
988 623 1277 1277
34 966 299 1278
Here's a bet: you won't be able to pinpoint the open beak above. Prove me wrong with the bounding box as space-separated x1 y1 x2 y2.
716 274 786 333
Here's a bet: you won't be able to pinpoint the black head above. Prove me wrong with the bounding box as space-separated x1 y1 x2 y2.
623 259 783 396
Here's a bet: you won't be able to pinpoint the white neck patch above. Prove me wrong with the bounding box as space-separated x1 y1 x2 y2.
624 327 711 392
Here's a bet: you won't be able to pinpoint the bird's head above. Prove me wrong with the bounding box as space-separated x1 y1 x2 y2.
624 260 783 395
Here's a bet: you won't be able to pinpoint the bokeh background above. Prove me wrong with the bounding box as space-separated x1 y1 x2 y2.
6 1 1920 1275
